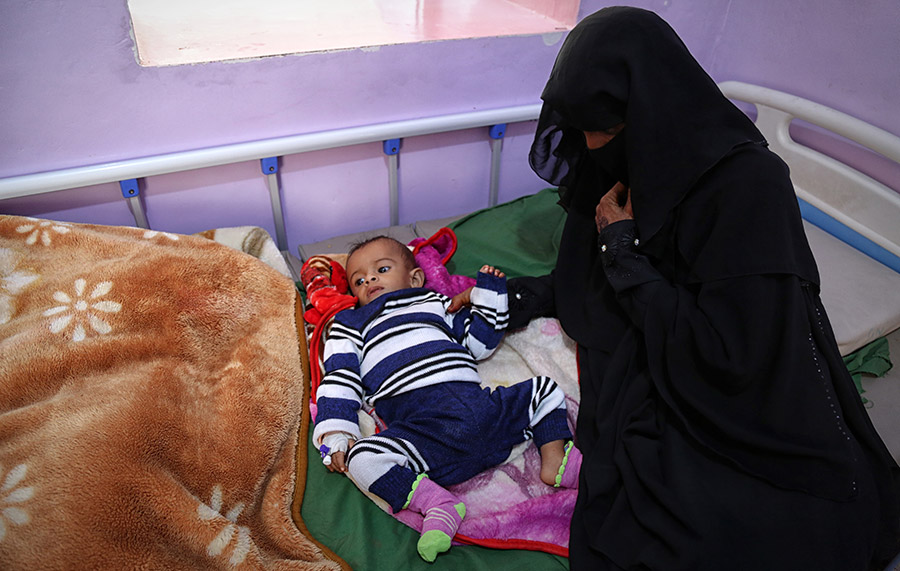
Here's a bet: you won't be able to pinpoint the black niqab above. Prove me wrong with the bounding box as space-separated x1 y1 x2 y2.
532 5 766 247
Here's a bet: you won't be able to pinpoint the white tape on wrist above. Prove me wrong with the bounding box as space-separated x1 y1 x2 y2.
319 432 351 466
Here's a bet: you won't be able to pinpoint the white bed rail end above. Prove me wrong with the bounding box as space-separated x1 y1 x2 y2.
719 81 900 273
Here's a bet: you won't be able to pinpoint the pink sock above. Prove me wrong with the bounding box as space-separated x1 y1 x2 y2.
555 441 582 488
405 476 466 562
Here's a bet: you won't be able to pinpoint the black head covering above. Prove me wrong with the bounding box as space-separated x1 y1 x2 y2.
530 5 820 290
532 6 764 248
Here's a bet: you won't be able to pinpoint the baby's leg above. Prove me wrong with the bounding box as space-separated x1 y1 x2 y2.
346 433 465 562
511 375 582 488
346 434 425 512
406 475 466 562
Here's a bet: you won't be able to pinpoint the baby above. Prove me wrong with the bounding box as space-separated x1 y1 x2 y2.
313 236 581 562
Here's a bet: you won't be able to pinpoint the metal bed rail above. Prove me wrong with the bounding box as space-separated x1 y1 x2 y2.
0 104 543 255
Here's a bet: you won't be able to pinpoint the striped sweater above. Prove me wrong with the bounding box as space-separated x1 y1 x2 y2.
313 271 508 443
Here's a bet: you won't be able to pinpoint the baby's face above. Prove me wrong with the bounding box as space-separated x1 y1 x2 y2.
346 240 422 306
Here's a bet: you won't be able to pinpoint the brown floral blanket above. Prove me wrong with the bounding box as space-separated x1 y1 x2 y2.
0 216 343 569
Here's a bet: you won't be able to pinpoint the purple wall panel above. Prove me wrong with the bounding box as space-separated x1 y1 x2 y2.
0 184 135 229
140 161 275 235
492 121 548 207
700 1 900 132
279 144 396 241
399 130 495 221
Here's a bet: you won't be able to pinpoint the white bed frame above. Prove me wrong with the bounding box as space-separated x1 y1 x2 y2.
0 105 540 255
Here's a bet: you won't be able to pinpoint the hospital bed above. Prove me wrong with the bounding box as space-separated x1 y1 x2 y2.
0 82 898 570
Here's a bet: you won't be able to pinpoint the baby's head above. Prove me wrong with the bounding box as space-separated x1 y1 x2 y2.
346 236 425 306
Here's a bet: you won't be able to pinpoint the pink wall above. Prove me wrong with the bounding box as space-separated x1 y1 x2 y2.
1 0 898 252
509 0 580 25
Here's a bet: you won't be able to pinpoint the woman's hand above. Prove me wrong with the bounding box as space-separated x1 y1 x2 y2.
595 182 633 232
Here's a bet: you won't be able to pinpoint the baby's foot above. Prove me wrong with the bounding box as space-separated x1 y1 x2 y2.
553 441 582 488
418 501 466 562
407 476 467 562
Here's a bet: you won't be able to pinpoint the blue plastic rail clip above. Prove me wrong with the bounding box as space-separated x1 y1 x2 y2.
119 179 139 198
383 139 401 156
261 157 279 174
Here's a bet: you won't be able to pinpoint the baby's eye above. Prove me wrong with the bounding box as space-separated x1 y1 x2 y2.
377 266 390 274
354 277 365 286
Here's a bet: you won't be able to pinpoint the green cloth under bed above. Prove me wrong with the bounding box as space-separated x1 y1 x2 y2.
844 336 893 404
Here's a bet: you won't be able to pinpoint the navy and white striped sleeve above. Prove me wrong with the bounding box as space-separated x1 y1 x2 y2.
313 320 365 444
451 270 509 360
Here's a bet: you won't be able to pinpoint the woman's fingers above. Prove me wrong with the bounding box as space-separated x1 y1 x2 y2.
596 182 634 231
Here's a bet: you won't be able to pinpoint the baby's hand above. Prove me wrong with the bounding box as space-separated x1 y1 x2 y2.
480 264 505 278
448 266 505 313
326 441 355 473
329 450 348 473
448 287 473 313
320 432 355 473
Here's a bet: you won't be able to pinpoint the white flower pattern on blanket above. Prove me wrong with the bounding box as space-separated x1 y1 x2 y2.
0 464 32 543
43 278 122 342
143 230 179 241
198 485 252 566
0 248 39 325
15 218 70 246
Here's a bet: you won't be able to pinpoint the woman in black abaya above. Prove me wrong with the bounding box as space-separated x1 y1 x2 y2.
519 7 900 570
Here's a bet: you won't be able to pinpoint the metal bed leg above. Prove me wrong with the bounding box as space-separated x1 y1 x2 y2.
384 139 401 226
260 157 301 283
488 124 506 207
119 179 149 229
261 157 289 252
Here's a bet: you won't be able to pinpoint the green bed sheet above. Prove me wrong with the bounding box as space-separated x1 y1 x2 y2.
446 187 566 279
